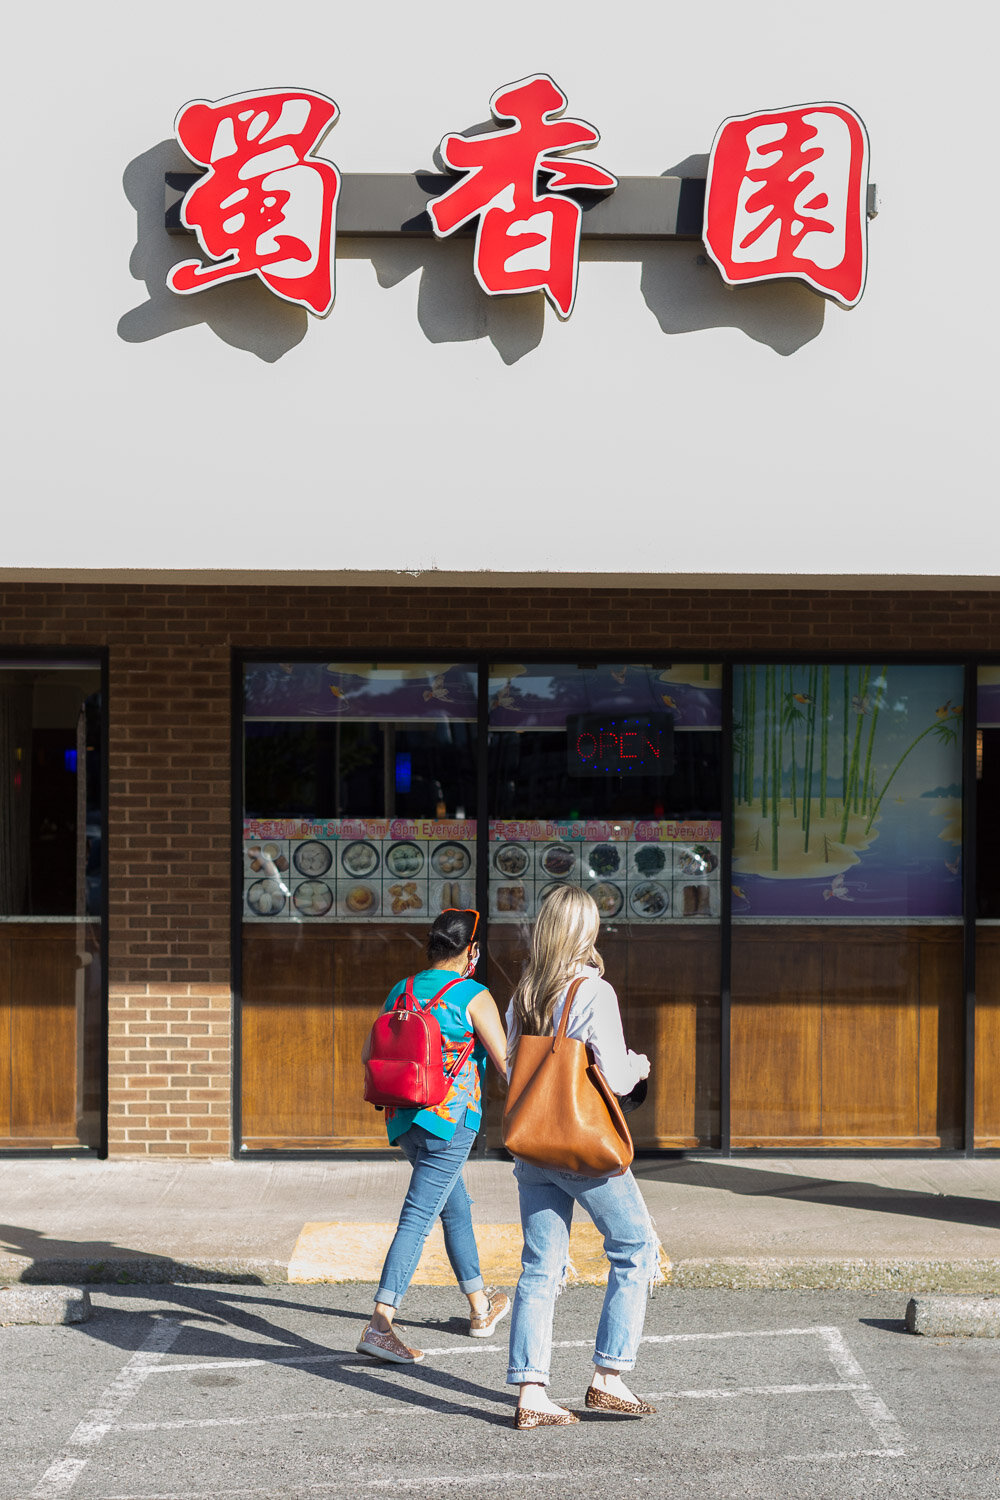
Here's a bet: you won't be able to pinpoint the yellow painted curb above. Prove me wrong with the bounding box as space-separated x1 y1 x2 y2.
288 1221 670 1286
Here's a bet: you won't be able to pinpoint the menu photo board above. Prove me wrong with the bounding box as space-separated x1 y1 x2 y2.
243 819 476 923
488 820 721 924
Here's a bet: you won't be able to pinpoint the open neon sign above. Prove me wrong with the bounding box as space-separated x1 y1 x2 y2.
567 714 674 778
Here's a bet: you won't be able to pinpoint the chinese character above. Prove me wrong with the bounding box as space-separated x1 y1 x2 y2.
426 73 617 319
703 103 869 308
167 89 341 316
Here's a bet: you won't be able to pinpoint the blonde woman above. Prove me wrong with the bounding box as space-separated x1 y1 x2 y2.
505 885 659 1430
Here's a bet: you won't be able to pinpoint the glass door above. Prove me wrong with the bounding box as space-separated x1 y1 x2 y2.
485 661 723 1149
975 667 1000 1147
0 659 104 1149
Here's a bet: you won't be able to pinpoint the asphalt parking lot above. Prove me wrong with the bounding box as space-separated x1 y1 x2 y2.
5 1285 1000 1500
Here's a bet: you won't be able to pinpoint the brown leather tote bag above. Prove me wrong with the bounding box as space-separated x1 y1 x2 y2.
502 977 634 1177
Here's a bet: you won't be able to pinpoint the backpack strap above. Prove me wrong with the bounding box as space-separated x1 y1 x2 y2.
394 973 477 1079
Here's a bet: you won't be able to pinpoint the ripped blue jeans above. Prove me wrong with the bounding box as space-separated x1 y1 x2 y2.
507 1159 659 1385
375 1121 484 1308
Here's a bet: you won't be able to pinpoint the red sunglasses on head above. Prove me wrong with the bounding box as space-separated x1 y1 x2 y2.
441 907 480 944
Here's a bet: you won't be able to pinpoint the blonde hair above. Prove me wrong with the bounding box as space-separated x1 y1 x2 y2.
508 886 604 1063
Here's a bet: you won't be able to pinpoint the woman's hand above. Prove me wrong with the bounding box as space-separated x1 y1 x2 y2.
467 990 508 1077
635 1053 651 1081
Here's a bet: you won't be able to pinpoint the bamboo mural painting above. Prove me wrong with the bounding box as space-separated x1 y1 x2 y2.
732 664 964 917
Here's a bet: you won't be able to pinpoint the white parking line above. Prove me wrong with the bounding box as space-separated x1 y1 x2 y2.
142 1325 866 1374
117 1381 861 1433
816 1325 906 1449
34 1320 905 1494
782 1449 906 1462
145 1343 505 1374
99 1476 575 1500
30 1320 182 1499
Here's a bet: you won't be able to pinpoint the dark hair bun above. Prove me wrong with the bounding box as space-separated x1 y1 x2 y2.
427 909 477 963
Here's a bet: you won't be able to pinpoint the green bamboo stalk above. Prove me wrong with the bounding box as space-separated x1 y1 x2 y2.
860 664 889 813
776 666 784 823
801 663 817 831
771 667 781 868
789 712 798 819
852 665 872 815
748 667 757 808
819 665 830 817
842 665 849 801
761 666 770 818
803 664 818 853
839 665 871 842
865 720 942 834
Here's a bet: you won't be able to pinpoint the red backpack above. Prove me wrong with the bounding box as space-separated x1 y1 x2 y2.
364 974 476 1109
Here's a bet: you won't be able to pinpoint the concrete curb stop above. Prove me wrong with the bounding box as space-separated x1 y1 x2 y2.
0 1285 92 1325
906 1294 1000 1337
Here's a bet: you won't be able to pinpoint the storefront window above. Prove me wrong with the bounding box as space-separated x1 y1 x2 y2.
731 663 964 1148
240 661 478 1149
975 667 1000 1146
486 662 723 1149
0 660 103 1148
238 655 985 1154
243 662 477 925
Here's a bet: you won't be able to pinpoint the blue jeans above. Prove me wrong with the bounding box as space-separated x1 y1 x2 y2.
507 1160 658 1385
375 1122 485 1308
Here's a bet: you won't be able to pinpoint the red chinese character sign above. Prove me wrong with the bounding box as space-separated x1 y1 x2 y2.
703 103 869 308
426 74 617 319
167 89 341 316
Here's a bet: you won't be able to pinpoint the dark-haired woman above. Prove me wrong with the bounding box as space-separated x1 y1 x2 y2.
357 908 509 1365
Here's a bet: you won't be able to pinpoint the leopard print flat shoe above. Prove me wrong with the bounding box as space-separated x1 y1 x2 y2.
585 1386 656 1416
514 1407 580 1430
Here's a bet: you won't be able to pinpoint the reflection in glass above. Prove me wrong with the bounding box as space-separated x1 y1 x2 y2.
239 660 480 1149
486 661 723 1151
244 662 478 821
0 661 103 1149
0 663 102 917
975 668 1000 1145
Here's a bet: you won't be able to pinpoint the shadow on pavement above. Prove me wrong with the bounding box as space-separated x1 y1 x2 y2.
0 1222 273 1283
631 1160 1000 1232
17 1280 514 1425
859 1317 909 1335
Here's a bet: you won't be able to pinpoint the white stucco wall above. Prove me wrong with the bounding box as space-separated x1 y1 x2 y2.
3 1 995 581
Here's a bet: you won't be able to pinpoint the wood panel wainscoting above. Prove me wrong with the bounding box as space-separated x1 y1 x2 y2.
487 923 720 1150
241 923 430 1149
242 921 721 1151
974 926 1000 1148
0 922 102 1148
730 923 963 1149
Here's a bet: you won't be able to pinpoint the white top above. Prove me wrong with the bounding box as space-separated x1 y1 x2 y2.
505 965 645 1096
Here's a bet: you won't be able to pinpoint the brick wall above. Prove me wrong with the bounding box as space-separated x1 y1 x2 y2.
2 581 999 1156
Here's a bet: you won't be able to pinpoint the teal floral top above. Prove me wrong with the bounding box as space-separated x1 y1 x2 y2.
382 969 487 1143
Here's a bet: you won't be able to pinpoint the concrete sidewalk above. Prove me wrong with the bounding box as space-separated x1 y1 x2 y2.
2 1155 1000 1292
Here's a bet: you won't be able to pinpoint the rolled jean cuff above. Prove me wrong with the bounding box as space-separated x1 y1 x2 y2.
507 1369 549 1386
593 1352 636 1372
458 1274 485 1295
374 1286 403 1308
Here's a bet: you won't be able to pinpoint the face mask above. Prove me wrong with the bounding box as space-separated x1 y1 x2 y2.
464 946 478 978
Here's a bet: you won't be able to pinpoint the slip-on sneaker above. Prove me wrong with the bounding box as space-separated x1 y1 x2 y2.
514 1407 580 1430
356 1322 424 1364
469 1289 511 1338
585 1386 656 1416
